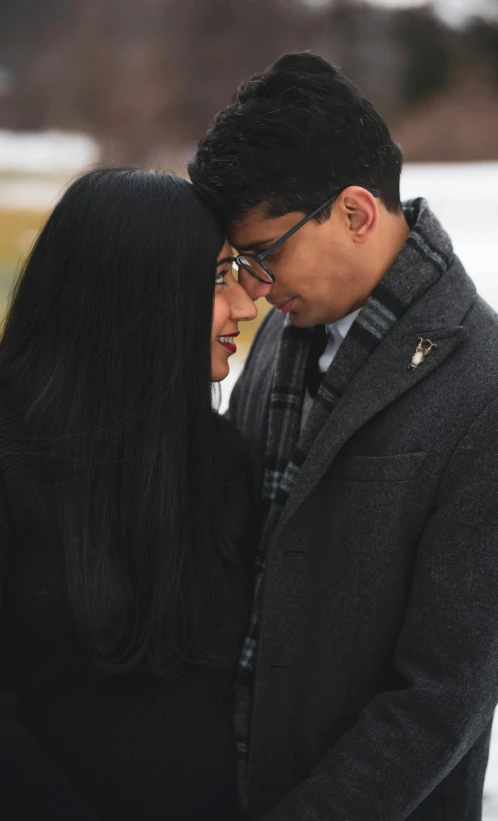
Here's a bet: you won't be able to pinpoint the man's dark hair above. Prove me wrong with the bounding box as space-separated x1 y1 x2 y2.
189 52 403 225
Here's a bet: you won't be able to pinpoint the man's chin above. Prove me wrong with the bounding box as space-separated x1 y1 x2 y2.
289 311 315 329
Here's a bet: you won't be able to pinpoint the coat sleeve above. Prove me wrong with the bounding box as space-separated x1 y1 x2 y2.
262 397 498 821
0 502 101 820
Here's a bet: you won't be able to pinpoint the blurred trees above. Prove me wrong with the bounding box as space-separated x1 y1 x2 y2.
0 0 497 162
394 6 453 107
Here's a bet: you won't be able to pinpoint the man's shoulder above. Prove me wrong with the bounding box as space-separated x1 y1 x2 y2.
464 292 498 357
469 292 498 326
445 289 498 415
420 255 498 389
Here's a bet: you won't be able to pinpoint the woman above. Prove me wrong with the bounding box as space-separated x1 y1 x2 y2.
0 168 258 820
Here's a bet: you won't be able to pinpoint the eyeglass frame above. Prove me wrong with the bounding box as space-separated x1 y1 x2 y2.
234 187 380 285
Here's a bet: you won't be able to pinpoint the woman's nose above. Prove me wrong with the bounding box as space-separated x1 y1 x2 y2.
231 282 258 322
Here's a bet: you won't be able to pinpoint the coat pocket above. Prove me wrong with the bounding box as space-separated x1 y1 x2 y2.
343 451 427 482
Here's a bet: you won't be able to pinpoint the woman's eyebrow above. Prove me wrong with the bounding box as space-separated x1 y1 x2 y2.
217 255 234 266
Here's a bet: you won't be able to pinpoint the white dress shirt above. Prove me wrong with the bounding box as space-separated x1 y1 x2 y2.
300 307 362 433
318 308 362 373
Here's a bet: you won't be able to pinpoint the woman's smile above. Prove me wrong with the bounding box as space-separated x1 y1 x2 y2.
216 331 239 355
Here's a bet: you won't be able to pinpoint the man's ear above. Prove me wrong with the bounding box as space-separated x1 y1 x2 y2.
340 186 379 244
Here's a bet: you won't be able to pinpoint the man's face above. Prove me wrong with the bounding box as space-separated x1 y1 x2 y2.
229 199 369 328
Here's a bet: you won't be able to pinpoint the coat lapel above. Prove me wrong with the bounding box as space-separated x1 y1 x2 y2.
275 262 477 535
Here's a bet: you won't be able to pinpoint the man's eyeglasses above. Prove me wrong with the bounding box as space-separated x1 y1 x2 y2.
234 187 380 286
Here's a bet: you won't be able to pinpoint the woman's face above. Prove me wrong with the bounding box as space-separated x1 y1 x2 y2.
211 240 258 382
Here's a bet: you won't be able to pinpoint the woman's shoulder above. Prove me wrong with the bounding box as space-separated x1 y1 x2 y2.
214 412 246 450
0 381 29 433
0 382 41 529
213 412 261 558
213 413 254 484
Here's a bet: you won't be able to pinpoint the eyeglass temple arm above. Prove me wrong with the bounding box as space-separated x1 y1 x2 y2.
257 187 380 261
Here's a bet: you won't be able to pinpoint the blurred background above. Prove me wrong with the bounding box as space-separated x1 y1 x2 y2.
0 0 497 813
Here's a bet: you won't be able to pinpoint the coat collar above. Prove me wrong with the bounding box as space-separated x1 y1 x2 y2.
274 258 477 535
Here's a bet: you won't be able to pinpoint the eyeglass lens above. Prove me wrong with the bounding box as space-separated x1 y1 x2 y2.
237 256 273 284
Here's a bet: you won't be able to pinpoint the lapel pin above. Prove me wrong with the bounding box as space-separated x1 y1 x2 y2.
409 338 437 371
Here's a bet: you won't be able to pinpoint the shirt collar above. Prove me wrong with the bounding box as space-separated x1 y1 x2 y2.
325 308 362 340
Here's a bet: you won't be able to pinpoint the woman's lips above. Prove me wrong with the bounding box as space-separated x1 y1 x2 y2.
218 340 237 354
216 331 239 355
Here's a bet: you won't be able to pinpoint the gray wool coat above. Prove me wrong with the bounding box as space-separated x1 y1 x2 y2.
229 258 498 821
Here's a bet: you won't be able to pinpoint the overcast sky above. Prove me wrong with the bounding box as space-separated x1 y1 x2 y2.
306 0 498 26
367 0 496 25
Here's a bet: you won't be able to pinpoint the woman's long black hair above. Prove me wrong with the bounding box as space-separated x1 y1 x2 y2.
0 167 244 675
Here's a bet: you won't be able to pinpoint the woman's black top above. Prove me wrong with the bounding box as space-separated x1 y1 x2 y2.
0 391 256 821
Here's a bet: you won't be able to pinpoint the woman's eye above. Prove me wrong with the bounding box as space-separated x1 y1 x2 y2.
215 269 229 286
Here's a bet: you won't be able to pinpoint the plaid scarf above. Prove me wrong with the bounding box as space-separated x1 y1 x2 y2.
235 198 454 805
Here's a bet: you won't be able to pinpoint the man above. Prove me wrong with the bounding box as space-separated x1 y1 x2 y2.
189 53 498 821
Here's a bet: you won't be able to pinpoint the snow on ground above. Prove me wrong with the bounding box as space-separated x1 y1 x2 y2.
0 129 98 174
400 162 498 307
0 133 497 814
0 129 99 209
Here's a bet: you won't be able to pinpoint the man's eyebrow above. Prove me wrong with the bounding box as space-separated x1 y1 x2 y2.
235 239 276 253
216 255 234 266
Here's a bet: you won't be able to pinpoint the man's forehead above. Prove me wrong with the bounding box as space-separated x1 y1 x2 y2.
228 209 300 252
